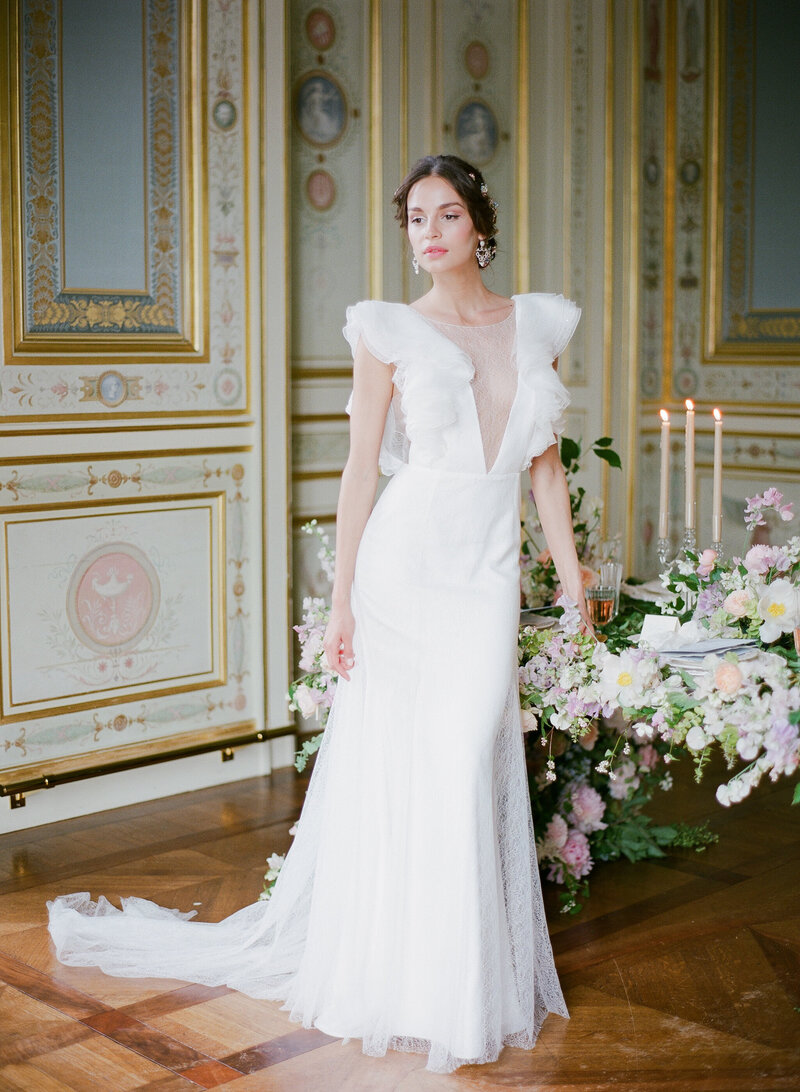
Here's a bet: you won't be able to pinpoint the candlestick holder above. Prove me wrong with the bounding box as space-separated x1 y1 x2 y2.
657 537 672 571
712 541 723 563
682 528 697 555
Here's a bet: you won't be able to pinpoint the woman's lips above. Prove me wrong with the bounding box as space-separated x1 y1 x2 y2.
424 247 447 256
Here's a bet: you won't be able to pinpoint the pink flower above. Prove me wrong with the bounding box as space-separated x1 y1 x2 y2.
638 744 660 770
744 544 788 576
561 830 593 878
539 814 569 855
608 759 640 800
724 589 752 618
714 661 743 695
696 548 717 577
537 548 552 565
570 783 607 833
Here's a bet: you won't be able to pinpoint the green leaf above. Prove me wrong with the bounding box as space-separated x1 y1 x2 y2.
593 448 622 469
593 437 615 447
793 782 800 805
560 436 580 467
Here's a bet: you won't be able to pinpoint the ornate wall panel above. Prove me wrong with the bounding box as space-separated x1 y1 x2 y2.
0 447 261 789
0 0 252 418
632 0 800 577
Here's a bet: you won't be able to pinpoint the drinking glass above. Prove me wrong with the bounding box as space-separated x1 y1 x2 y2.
599 561 623 616
586 586 616 626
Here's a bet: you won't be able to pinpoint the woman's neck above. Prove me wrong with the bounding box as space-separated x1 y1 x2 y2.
413 269 510 325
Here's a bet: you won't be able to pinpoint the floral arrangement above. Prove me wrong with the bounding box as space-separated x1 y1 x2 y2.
265 477 799 909
660 489 800 648
519 608 714 913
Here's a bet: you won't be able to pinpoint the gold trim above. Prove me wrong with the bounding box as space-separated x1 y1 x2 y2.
400 0 409 301
241 0 254 428
290 412 348 423
292 469 343 481
0 446 252 474
0 719 296 799
430 0 441 153
515 0 530 294
368 0 382 300
661 0 677 398
624 0 642 575
601 0 615 536
0 420 255 438
0 493 227 721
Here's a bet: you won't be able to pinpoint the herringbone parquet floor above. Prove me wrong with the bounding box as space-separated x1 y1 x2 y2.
1 754 798 1091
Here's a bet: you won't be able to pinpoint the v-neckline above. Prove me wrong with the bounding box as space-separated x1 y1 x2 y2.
404 298 521 475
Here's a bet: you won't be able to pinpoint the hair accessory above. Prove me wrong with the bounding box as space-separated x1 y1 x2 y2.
476 238 492 269
412 254 420 275
480 182 488 197
468 171 476 181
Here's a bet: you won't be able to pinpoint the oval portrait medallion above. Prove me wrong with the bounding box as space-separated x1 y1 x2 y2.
464 40 489 79
306 169 336 211
306 8 336 51
67 542 160 654
455 98 498 166
294 70 348 148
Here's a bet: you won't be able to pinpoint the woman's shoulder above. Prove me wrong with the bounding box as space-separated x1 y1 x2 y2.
512 292 581 359
343 300 422 363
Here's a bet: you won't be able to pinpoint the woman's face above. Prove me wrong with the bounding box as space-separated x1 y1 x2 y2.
406 175 480 276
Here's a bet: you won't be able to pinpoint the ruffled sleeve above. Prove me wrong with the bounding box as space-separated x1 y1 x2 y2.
551 295 581 360
342 300 399 365
513 293 579 466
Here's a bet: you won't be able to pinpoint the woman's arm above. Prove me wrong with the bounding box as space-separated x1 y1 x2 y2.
322 338 394 679
528 441 591 628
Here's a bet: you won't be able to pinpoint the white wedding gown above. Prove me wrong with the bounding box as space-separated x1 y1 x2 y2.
48 292 579 1074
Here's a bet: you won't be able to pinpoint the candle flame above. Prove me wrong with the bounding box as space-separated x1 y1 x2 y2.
685 399 694 411
659 409 669 423
713 407 722 422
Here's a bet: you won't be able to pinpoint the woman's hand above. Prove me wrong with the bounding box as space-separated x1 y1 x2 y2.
323 605 356 680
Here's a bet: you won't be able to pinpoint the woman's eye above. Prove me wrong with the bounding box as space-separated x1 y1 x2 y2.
444 213 460 221
410 215 424 224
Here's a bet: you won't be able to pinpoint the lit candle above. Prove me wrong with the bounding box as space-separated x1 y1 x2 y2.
658 409 670 539
684 399 695 531
712 407 723 543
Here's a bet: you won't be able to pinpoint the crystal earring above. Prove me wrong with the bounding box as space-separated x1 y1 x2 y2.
476 239 491 269
412 255 420 275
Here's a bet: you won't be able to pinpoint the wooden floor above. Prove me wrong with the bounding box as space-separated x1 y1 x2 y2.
1 756 798 1092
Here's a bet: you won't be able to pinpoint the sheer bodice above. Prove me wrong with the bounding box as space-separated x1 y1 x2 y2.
429 310 518 472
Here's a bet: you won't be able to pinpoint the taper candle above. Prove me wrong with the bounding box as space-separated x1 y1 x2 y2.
684 399 695 530
658 409 670 539
712 407 723 543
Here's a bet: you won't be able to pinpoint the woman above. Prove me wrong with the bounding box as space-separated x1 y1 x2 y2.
48 155 587 1075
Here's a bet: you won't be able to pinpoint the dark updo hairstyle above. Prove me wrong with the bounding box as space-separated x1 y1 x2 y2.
392 154 498 265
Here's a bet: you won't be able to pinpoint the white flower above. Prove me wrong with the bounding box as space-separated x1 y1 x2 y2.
757 579 799 643
598 650 654 707
294 683 318 719
520 708 538 733
716 783 731 806
685 725 708 752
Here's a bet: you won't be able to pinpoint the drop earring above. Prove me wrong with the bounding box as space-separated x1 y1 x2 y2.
476 239 492 269
412 255 420 275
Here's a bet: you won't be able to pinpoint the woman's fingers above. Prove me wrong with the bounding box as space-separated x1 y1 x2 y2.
323 630 355 680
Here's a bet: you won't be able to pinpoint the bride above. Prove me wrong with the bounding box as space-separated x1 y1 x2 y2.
48 154 589 1075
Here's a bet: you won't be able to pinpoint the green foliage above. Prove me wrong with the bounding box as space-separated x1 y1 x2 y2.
295 732 323 772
